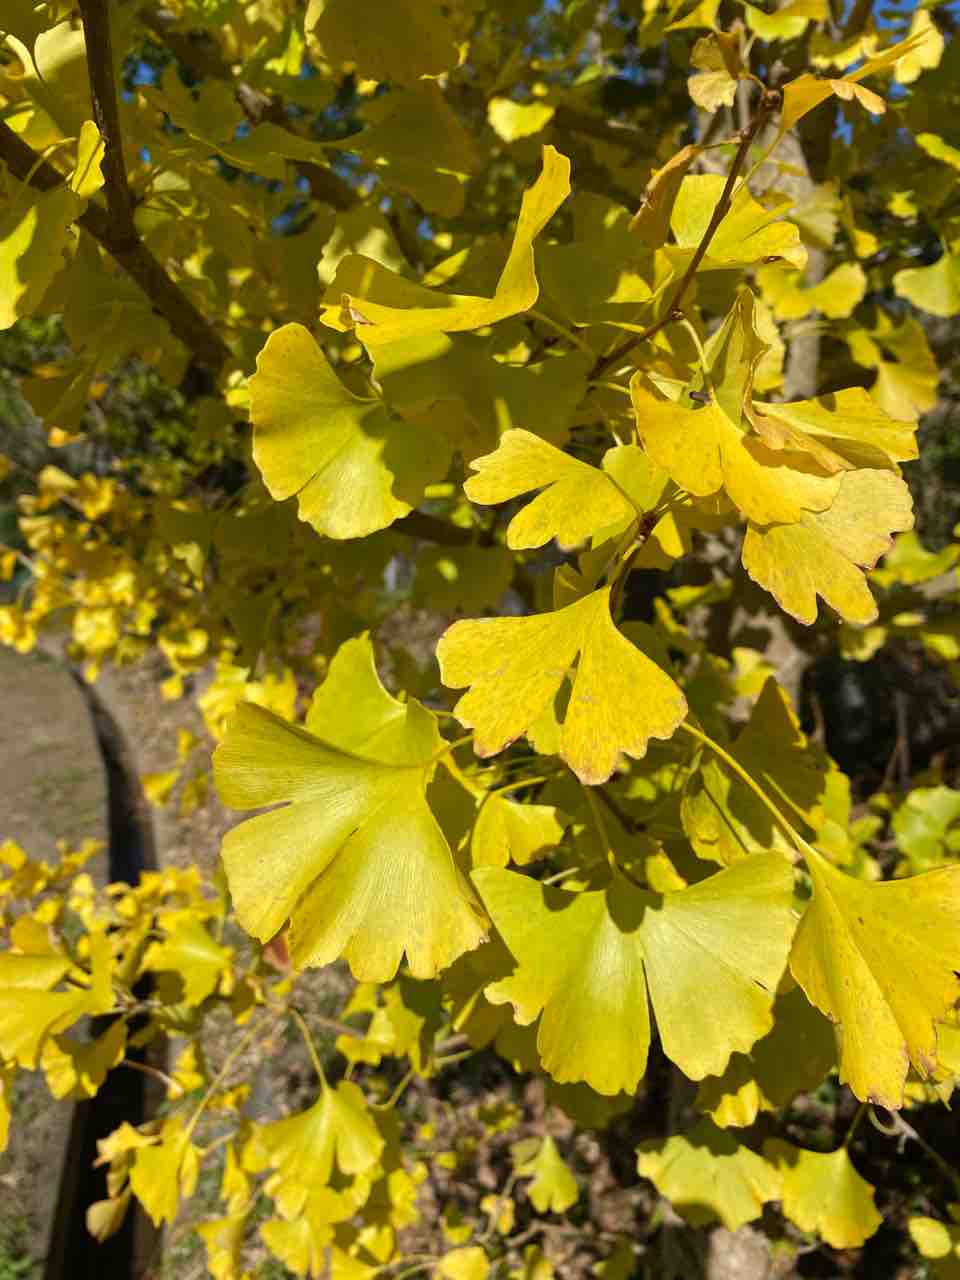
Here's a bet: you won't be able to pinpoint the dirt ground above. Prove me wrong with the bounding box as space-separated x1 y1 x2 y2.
0 647 238 1277
0 647 108 1276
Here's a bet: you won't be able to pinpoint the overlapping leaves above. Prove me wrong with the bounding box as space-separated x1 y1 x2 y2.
438 588 687 785
473 855 795 1095
214 634 486 980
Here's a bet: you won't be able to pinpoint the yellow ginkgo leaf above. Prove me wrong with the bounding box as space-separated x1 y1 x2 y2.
894 11 944 85
130 1115 200 1227
475 856 795 1094
513 1135 579 1213
631 380 839 526
437 587 687 785
742 468 914 625
463 431 636 550
637 1120 781 1231
488 98 555 142
69 119 105 198
471 792 566 868
688 31 744 112
894 248 960 318
245 1079 384 1214
1 183 80 331
667 176 807 273
260 1214 332 1277
141 912 233 1006
682 678 825 865
436 1247 491 1280
750 388 918 475
630 144 701 249
757 261 866 321
0 930 114 1067
789 848 960 1108
214 634 486 979
249 324 449 539
764 1141 882 1248
196 1211 247 1280
909 1215 960 1276
318 146 570 346
41 1018 126 1099
780 30 928 131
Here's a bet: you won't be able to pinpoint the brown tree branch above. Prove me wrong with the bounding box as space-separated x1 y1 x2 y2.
77 0 136 247
0 120 232 372
591 88 782 381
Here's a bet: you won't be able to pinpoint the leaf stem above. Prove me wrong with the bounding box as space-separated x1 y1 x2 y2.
843 1101 868 1148
289 1006 327 1081
529 308 595 355
581 782 618 875
371 1066 415 1111
434 733 475 763
871 1107 960 1195
492 774 554 796
119 1058 180 1093
678 720 815 859
184 1012 270 1142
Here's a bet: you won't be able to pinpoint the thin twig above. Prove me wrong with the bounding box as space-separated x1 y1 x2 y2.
591 88 782 381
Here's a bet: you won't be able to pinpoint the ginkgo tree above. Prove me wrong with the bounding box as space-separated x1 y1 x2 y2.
2 0 960 1276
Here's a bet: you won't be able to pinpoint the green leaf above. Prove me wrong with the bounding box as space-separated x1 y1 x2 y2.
513 1135 579 1213
413 545 515 614
213 635 486 979
438 587 687 785
682 679 826 865
893 786 960 871
249 324 449 539
473 855 795 1094
319 146 570 347
307 0 459 83
538 193 656 326
695 986 837 1127
872 529 959 588
636 1120 781 1230
764 1142 882 1248
464 431 636 551
375 333 590 454
790 850 960 1107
